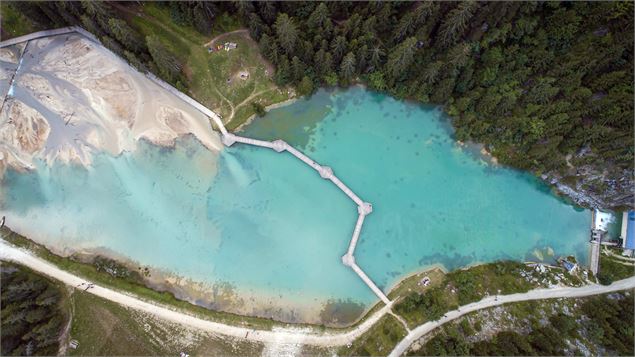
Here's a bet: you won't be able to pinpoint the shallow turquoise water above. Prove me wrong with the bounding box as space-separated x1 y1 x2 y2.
0 87 590 317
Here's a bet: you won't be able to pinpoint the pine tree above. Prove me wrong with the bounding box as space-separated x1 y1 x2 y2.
362 16 378 40
54 2 80 26
331 36 348 63
146 35 182 83
36 2 66 26
340 52 356 81
393 12 415 43
275 56 291 85
101 36 124 56
438 2 478 47
123 50 147 72
323 52 334 77
386 37 418 80
299 40 314 64
81 0 114 30
261 1 278 25
357 45 369 74
307 3 330 32
248 13 266 41
447 42 472 74
313 49 327 77
108 19 146 54
192 2 213 35
80 14 104 38
343 14 362 40
235 1 255 19
369 46 385 70
291 56 305 83
413 2 438 26
274 13 298 55
258 33 277 63
297 76 315 96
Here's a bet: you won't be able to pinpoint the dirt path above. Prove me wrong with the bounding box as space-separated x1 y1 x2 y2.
2 239 635 348
224 88 273 125
214 87 234 120
110 2 205 47
110 4 277 125
603 246 635 263
389 311 411 332
0 239 392 346
203 28 275 83
203 29 249 48
57 289 74 355
234 88 273 111
388 276 635 357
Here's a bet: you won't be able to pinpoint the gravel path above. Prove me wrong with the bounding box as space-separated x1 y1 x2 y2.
203 29 249 48
2 238 634 349
389 275 635 356
0 239 391 346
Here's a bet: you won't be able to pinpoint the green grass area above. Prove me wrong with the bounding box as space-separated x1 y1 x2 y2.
68 291 266 356
339 315 408 356
598 252 635 285
395 261 556 328
124 3 290 130
387 267 446 301
0 2 44 40
69 291 171 355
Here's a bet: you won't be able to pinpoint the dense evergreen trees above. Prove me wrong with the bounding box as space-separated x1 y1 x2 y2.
244 1 633 208
9 1 634 207
146 34 182 83
8 1 187 87
168 1 215 35
1 262 68 356
421 292 634 356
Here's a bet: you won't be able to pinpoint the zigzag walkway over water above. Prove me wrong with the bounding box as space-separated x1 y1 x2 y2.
4 29 635 350
0 27 391 306
222 132 389 305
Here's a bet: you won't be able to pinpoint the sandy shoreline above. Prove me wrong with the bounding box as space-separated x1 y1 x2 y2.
1 221 368 326
3 218 462 327
0 33 222 177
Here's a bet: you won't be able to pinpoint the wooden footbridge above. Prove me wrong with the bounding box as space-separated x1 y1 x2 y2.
0 27 392 306
222 133 390 305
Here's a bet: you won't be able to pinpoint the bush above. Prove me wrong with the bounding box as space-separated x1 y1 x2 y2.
297 76 315 96
598 255 634 285
251 102 266 117
396 287 449 321
323 72 339 87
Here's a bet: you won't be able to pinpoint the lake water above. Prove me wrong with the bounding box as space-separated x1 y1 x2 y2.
0 87 590 323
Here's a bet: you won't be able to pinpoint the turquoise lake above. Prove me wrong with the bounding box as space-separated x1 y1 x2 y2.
0 87 590 323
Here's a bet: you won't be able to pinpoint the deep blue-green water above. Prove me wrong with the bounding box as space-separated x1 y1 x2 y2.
0 88 590 319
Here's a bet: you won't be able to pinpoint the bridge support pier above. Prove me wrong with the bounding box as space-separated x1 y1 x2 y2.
358 202 373 216
319 166 333 179
221 133 236 147
342 253 355 267
272 139 287 153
